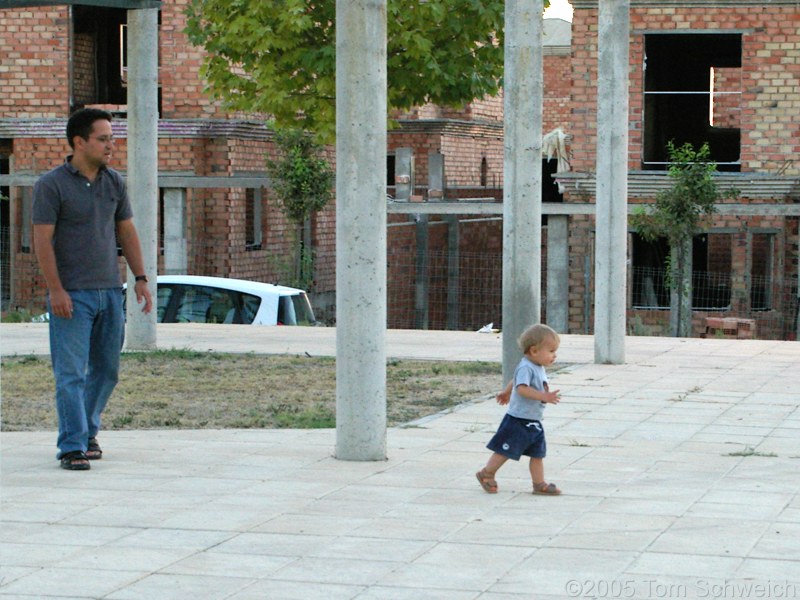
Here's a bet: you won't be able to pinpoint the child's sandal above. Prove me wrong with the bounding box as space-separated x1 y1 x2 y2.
476 469 498 494
533 481 561 495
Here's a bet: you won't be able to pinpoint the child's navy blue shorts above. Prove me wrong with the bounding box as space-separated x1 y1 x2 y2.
487 414 547 460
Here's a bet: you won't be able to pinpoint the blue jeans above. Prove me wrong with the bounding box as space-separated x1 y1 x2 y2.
48 288 124 459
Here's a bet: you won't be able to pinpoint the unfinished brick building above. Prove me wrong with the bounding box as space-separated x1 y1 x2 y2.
558 0 800 339
1 1 798 338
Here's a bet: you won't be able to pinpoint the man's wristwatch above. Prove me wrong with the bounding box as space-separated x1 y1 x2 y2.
135 275 148 283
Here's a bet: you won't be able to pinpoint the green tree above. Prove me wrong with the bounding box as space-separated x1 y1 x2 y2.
184 1 548 141
266 128 334 290
631 141 737 337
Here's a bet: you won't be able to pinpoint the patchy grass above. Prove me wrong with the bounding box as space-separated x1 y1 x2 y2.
1 350 506 430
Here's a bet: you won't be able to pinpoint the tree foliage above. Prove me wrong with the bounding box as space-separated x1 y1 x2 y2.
631 141 738 336
184 1 543 141
631 141 726 248
266 128 333 225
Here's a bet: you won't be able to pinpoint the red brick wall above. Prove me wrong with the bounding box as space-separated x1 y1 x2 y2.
0 8 70 118
570 4 800 176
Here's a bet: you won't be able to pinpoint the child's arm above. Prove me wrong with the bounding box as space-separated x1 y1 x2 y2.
496 380 513 405
515 383 560 404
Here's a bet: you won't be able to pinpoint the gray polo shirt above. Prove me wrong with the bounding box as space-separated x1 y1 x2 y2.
32 157 133 290
506 356 549 422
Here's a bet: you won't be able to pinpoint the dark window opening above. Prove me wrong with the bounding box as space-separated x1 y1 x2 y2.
751 233 774 311
643 33 741 172
480 157 488 187
158 189 165 255
542 158 563 203
1 139 11 307
72 7 161 113
73 6 128 106
245 188 262 251
631 232 732 310
387 154 396 186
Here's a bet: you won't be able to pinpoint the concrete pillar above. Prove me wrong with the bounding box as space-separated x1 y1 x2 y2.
394 147 413 201
502 0 544 383
446 215 460 330
163 188 187 275
428 152 445 200
546 215 569 333
124 8 159 350
415 214 430 329
335 0 387 461
593 0 629 364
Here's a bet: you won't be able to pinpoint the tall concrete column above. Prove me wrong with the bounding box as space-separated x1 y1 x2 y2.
163 188 188 274
335 0 387 461
546 214 569 333
502 0 544 383
593 0 629 364
124 8 159 350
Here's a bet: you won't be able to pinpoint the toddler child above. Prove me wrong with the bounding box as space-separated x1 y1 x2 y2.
476 323 562 495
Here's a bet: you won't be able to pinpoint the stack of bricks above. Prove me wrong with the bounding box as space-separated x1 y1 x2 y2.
702 317 757 339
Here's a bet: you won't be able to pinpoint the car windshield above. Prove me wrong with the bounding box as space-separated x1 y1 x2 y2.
169 285 261 324
277 293 316 326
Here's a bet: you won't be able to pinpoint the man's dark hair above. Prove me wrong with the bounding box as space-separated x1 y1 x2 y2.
66 108 113 149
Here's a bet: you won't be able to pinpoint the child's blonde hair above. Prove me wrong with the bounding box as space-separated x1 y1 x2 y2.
517 323 559 354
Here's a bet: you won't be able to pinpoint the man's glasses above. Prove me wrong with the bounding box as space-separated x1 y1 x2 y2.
89 135 115 144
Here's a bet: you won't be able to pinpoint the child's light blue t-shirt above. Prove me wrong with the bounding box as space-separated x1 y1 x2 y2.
507 356 548 421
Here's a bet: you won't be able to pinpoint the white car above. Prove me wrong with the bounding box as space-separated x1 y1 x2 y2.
126 275 316 326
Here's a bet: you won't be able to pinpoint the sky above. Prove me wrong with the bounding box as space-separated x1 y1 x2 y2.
544 0 574 21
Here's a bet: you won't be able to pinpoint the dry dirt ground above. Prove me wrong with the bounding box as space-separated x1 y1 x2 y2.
1 350 507 431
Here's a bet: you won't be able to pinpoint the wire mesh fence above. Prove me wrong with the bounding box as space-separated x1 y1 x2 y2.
3 225 797 340
629 266 798 340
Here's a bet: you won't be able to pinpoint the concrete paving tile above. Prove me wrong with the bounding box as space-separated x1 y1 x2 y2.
0 566 38 588
212 531 337 557
0 541 91 569
686 500 785 521
0 500 95 524
252 512 371 536
354 586 479 599
748 522 800 560
546 512 674 552
0 523 139 548
445 513 568 546
593 496 689 517
378 542 535 592
489 547 636 596
0 567 144 598
270 556 401 586
113 527 235 550
351 516 469 542
162 550 295 578
58 544 197 573
226 579 363 600
105 573 254 600
649 516 769 557
311 536 436 562
626 551 741 579
298 498 396 520
155 506 276 532
59 503 182 528
736 557 800 582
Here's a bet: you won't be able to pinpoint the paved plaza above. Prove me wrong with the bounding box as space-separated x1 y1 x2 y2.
1 324 799 599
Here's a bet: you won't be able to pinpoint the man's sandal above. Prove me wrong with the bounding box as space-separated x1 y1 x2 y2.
86 438 103 460
533 481 561 495
476 469 498 494
60 451 90 471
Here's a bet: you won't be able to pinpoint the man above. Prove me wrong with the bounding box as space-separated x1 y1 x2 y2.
33 108 153 470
